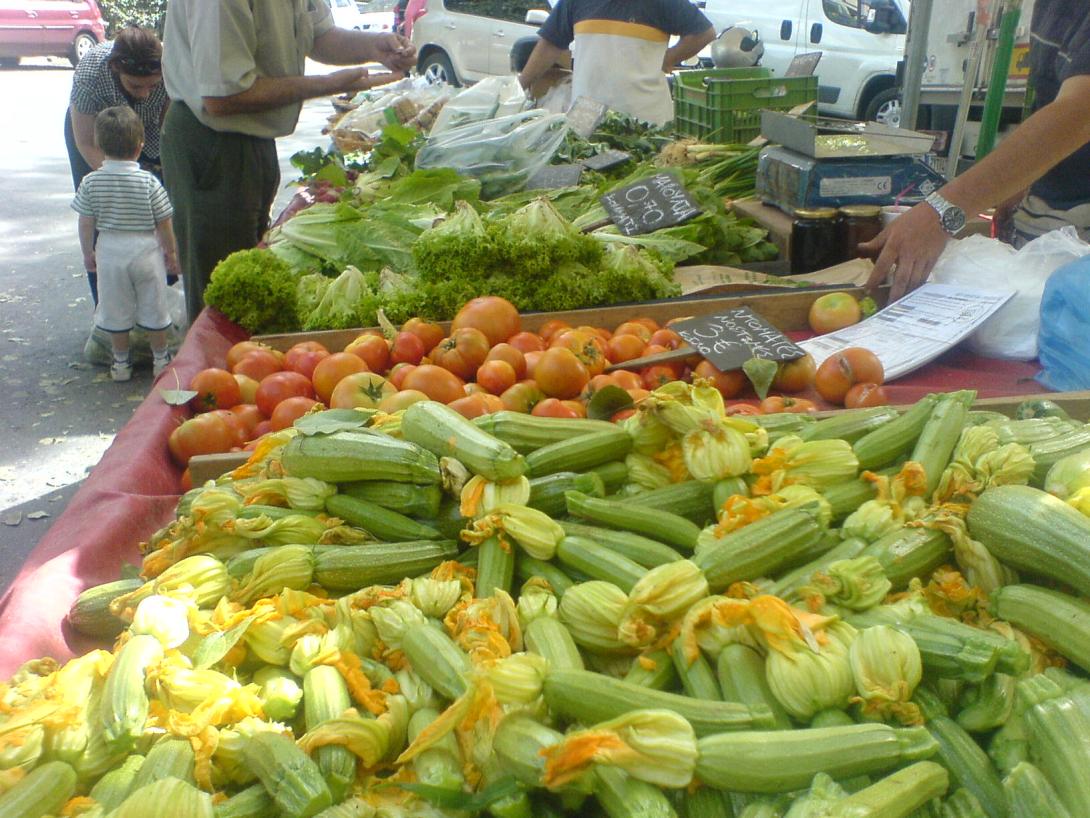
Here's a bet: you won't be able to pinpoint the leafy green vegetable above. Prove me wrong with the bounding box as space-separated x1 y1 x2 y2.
302 266 373 331
203 249 300 333
743 357 778 400
492 198 602 279
412 201 495 284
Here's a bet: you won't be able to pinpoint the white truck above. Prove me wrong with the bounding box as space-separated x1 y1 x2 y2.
700 0 1034 139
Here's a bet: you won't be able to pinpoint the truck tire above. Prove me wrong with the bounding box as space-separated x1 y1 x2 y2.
864 88 901 127
419 50 459 87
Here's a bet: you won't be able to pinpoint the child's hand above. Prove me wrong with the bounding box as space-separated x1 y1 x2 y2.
164 251 180 277
84 252 96 272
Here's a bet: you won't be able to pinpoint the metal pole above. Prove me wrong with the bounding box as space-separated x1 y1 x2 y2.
975 0 1021 158
899 0 933 131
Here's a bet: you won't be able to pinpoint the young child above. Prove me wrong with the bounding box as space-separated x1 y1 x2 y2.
72 105 178 382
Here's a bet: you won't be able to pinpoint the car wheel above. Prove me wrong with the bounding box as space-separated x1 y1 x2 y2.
69 32 97 67
419 51 459 87
864 88 901 128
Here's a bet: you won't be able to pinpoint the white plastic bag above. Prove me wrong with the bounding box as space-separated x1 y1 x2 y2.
415 109 570 198
430 76 527 134
930 227 1090 360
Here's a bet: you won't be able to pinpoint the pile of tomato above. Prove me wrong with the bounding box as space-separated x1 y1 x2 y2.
168 293 888 473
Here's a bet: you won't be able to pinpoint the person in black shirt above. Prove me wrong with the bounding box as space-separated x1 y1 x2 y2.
864 0 1090 299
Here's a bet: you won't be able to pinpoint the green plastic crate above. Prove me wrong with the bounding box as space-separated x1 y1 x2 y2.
673 67 819 143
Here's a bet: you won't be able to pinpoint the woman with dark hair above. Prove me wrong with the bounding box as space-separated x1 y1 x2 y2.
64 26 169 303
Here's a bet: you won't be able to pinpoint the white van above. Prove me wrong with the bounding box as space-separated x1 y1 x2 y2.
700 0 909 122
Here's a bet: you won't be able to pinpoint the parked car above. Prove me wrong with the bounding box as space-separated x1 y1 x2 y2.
0 0 106 67
411 0 552 86
699 0 908 122
329 0 395 33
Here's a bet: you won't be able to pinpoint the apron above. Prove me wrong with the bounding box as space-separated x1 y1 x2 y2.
570 21 673 126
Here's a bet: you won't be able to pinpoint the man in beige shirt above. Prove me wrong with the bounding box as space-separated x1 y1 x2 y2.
161 0 415 323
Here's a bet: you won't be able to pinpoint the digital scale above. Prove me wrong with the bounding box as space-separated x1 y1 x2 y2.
755 111 947 212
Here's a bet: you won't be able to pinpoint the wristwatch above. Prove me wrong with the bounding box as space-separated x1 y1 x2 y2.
925 192 967 236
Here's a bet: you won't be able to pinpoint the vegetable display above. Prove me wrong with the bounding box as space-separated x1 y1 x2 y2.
5 384 1090 817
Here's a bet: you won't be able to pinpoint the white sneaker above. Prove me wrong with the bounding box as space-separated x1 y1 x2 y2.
153 352 173 378
110 359 133 382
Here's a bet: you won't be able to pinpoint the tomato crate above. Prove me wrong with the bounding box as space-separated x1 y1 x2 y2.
673 67 818 143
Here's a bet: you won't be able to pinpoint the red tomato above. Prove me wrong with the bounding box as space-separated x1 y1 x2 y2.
773 354 817 394
402 317 445 353
641 365 677 390
387 362 416 390
809 292 862 335
312 352 369 404
759 396 819 414
168 412 238 467
255 371 315 417
694 360 746 399
180 467 193 492
233 349 283 382
612 408 637 423
251 419 274 439
378 389 430 412
844 382 889 408
538 319 571 344
532 398 583 419
229 404 264 437
206 409 248 447
344 333 390 374
480 394 506 413
627 387 651 403
448 393 492 419
452 296 521 346
500 380 545 413
580 373 620 402
649 328 684 350
507 331 546 354
430 328 490 380
477 359 518 395
535 348 590 399
551 329 606 376
523 350 543 380
612 321 653 343
815 348 884 405
284 341 330 378
485 343 527 379
389 331 426 366
579 325 613 343
226 340 282 371
189 368 242 412
233 373 259 405
611 370 644 391
606 333 647 364
630 317 660 333
270 396 320 431
329 372 396 409
402 365 466 404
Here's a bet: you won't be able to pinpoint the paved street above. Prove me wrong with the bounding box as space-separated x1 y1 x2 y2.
0 58 335 591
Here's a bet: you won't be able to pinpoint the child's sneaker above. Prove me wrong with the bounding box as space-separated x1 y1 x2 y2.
153 351 173 378
110 358 133 382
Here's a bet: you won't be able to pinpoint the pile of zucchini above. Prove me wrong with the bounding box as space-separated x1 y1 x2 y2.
5 389 1090 818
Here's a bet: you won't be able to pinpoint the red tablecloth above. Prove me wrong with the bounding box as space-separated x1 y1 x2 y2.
0 310 1046 676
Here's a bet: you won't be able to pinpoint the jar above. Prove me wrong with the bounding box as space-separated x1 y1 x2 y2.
838 205 883 260
790 208 841 274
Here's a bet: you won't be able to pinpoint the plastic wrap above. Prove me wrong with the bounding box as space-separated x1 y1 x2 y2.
429 76 527 134
330 81 453 150
1037 255 1090 390
415 109 570 198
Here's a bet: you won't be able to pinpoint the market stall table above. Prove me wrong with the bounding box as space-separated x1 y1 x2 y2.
0 305 1049 675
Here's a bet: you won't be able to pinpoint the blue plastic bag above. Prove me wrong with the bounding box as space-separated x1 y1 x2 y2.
1037 255 1090 391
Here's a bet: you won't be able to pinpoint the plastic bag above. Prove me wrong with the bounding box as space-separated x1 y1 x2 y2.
415 109 570 199
331 82 453 150
430 76 527 134
1037 255 1090 390
930 227 1090 360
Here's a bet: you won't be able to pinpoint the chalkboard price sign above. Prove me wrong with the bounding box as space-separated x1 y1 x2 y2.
669 307 806 371
599 173 702 237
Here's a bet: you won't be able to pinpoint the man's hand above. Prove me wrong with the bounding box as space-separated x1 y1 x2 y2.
860 201 949 300
164 251 180 278
369 32 416 73
84 252 96 273
326 66 403 95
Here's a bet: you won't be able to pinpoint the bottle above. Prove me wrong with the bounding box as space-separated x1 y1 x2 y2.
790 208 841 274
837 205 883 260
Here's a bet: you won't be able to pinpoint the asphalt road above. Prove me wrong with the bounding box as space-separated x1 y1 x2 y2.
0 57 336 592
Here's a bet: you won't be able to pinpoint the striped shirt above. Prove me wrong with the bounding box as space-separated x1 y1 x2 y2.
72 160 173 231
70 42 168 161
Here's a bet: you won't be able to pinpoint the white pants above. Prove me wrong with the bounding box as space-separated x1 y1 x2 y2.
94 230 172 333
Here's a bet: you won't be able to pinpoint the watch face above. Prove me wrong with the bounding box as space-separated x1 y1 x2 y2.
943 207 966 233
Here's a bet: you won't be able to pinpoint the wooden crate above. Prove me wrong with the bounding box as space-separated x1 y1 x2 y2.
254 288 881 352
